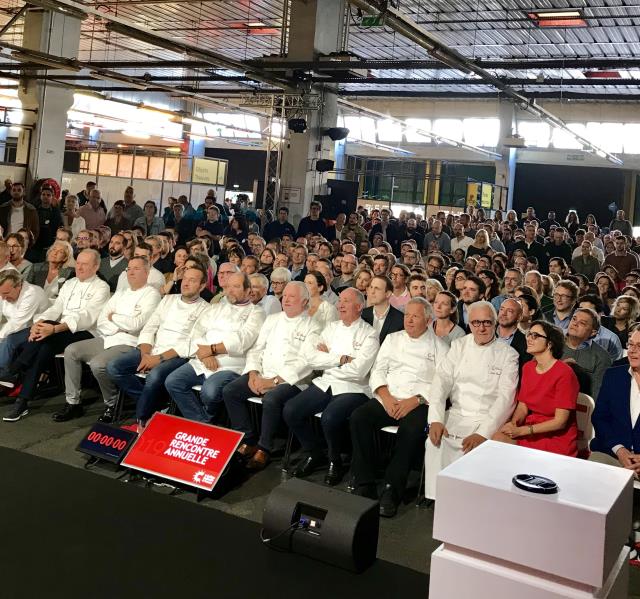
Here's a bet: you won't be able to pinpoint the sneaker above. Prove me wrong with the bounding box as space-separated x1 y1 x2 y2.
3 399 28 422
52 403 84 422
0 370 19 389
98 406 116 424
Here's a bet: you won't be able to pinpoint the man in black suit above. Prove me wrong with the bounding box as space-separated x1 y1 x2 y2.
369 208 401 254
361 275 404 344
512 223 548 273
496 297 530 371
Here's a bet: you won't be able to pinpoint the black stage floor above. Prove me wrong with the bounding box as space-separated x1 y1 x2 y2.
0 447 427 599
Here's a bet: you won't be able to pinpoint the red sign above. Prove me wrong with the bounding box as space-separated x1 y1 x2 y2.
121 413 244 491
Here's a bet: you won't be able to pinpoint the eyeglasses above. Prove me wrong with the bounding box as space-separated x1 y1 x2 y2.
628 342 640 352
76 236 90 241
470 319 494 328
554 293 574 301
526 331 548 341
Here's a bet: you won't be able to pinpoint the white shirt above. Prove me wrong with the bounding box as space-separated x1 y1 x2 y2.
309 300 338 330
428 335 519 439
371 304 390 337
258 294 282 316
370 328 448 405
0 262 16 272
451 236 473 256
0 281 49 339
96 285 161 349
244 311 322 385
138 294 208 357
306 318 379 396
37 275 110 336
109 256 126 269
189 301 265 377
572 246 604 264
9 206 23 234
116 267 165 292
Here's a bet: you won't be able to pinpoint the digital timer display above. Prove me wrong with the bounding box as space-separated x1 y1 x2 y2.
76 422 137 464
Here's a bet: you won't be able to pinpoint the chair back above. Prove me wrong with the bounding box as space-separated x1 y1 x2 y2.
576 392 595 459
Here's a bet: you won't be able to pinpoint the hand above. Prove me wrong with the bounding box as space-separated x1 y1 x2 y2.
616 447 640 472
137 354 161 372
196 344 212 361
429 422 448 447
107 312 114 322
201 356 218 372
500 421 521 438
393 396 420 420
317 342 329 353
381 395 400 418
462 433 487 454
247 371 261 395
340 355 353 365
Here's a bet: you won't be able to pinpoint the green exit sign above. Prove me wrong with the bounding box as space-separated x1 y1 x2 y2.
361 15 383 27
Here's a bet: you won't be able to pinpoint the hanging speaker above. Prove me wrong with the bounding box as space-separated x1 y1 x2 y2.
324 127 350 141
316 159 335 173
288 118 308 133
262 478 379 573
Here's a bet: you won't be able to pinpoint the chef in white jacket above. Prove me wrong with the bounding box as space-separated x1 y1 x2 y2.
1 249 111 423
425 301 519 500
165 272 265 423
115 242 165 291
248 273 281 316
0 271 48 369
283 287 379 486
107 265 209 428
54 256 161 424
350 297 448 514
223 281 322 470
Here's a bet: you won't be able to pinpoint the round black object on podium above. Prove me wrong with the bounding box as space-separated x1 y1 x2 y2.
262 478 379 573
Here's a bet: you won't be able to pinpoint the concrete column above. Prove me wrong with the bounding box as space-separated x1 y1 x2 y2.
16 8 81 186
496 101 517 211
278 0 345 223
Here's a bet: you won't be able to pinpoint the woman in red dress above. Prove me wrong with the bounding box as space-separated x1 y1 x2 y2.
494 320 580 457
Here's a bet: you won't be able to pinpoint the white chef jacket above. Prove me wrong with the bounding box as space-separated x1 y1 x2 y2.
36 275 110 336
96 285 161 349
244 311 322 386
116 267 165 292
309 300 338 331
258 294 282 316
370 328 448 405
424 334 518 499
0 281 49 339
306 318 379 397
137 294 208 357
188 301 265 377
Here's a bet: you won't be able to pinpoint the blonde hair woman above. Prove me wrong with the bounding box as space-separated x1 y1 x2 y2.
28 241 76 301
466 229 493 258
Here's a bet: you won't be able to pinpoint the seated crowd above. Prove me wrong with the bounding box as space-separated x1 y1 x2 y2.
0 179 639 518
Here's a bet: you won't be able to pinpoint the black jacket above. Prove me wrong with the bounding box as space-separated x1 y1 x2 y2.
361 305 405 345
27 263 75 289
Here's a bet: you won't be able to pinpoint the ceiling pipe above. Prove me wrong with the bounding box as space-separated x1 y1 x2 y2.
346 0 623 165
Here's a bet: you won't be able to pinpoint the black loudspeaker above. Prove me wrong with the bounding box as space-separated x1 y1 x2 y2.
288 118 308 133
316 159 335 173
324 127 350 141
262 478 379 573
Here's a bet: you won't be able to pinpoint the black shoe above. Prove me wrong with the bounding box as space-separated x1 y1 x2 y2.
354 483 378 501
52 403 84 422
291 454 327 478
324 461 344 486
98 406 116 424
3 398 28 422
0 370 19 389
379 483 399 518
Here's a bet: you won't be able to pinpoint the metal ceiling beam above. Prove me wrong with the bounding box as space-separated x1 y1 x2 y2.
346 0 623 165
23 0 295 91
340 90 640 101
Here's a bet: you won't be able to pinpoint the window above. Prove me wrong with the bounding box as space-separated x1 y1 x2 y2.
404 118 432 143
551 123 585 150
517 121 550 148
586 122 623 153
463 118 499 147
433 118 463 141
344 116 363 140
376 119 402 142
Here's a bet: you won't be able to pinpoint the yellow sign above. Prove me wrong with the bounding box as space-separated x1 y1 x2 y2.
481 184 493 209
192 157 219 185
466 182 479 207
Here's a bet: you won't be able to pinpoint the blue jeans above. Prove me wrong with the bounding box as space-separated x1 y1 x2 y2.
0 328 29 370
165 363 239 423
106 349 186 423
283 384 369 461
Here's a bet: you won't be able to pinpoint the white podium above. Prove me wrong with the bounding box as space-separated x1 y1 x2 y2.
428 441 633 598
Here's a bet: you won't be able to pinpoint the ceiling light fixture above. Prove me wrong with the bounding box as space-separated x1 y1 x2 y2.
89 71 149 90
527 9 587 28
10 50 81 72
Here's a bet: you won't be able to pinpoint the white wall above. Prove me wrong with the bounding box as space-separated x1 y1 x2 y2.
0 164 26 184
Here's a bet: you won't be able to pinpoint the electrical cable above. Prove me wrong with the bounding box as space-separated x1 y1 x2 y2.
260 520 309 548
